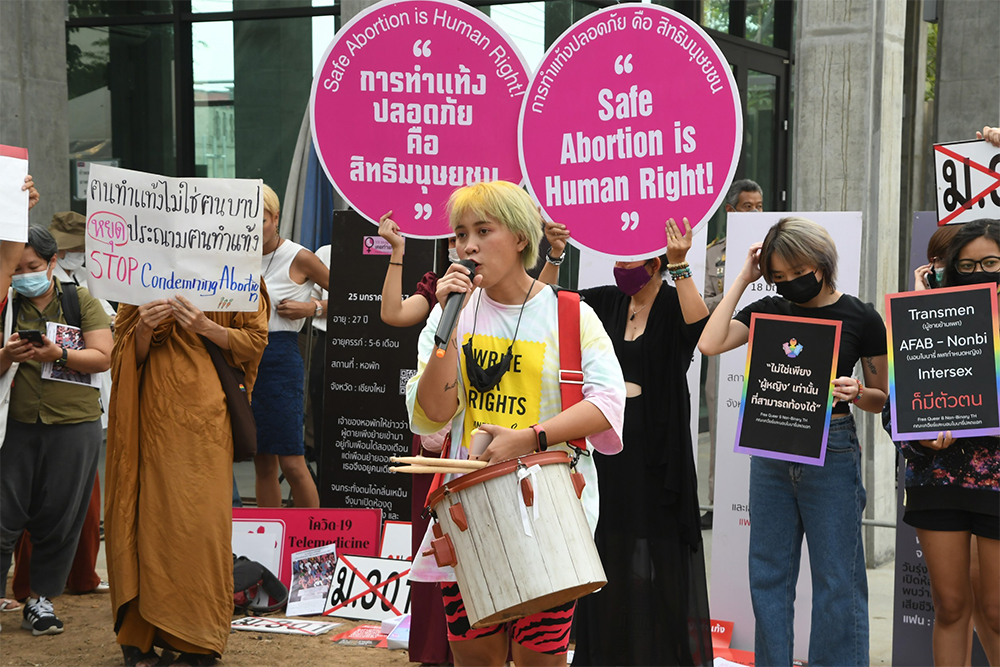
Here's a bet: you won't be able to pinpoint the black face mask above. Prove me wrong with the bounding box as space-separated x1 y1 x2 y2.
776 271 824 304
463 341 513 392
951 271 1000 288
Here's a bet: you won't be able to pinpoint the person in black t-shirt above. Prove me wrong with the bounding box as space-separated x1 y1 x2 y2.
699 216 888 667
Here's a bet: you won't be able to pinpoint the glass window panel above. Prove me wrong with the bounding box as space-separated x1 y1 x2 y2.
69 0 173 19
193 22 235 178
67 23 176 212
745 69 776 209
312 0 339 74
491 3 546 71
701 0 729 33
745 0 775 46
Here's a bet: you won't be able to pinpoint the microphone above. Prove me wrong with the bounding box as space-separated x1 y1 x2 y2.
434 259 477 357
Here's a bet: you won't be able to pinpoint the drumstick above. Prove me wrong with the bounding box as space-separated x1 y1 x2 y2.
390 456 487 470
390 465 477 475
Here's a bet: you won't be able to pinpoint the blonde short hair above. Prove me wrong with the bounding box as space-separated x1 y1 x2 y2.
447 182 542 271
760 216 839 290
262 183 280 219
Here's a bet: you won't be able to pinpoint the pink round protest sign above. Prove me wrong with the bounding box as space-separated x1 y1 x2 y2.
310 0 530 239
519 5 742 260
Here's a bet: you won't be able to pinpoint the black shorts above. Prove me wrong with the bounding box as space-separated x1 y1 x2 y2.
904 508 1000 540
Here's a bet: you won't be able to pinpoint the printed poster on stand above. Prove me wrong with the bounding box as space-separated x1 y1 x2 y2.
310 0 530 238
886 283 1000 440
518 4 741 260
734 313 841 465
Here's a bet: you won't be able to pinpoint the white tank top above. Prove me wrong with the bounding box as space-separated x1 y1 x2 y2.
261 239 315 332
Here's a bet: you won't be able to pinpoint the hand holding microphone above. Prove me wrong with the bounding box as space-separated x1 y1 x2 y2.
433 259 479 357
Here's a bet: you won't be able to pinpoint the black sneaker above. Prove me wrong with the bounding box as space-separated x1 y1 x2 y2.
21 596 63 636
700 511 714 530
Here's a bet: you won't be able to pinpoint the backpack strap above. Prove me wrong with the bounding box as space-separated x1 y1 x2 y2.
557 288 587 453
60 283 82 329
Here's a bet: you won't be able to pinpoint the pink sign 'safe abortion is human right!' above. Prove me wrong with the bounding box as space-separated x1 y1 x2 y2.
519 4 742 260
310 0 531 239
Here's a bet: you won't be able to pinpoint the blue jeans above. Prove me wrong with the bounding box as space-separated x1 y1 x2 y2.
748 416 869 666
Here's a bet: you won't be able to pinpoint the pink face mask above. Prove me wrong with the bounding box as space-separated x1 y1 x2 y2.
613 264 652 296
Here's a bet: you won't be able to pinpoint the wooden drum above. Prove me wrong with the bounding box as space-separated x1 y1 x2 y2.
424 451 606 628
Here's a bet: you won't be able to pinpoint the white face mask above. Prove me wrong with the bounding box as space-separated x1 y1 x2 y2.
448 247 460 263
57 252 85 273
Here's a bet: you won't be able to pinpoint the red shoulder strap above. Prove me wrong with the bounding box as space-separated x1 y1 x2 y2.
557 289 587 452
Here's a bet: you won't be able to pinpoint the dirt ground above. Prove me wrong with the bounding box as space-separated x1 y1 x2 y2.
0 591 413 667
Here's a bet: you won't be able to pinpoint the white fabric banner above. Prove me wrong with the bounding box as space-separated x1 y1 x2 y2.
84 165 263 311
0 148 29 242
709 211 862 656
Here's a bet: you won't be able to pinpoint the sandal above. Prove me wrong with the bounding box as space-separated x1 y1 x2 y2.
0 598 20 612
122 645 160 667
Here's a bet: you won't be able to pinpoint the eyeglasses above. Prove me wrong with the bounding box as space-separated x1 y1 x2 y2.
954 256 1000 274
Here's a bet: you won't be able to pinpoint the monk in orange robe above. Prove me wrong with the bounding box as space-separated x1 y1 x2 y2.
105 289 269 667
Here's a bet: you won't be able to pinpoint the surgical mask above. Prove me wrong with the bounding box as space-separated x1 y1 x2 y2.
951 271 1000 288
775 271 823 304
57 252 85 273
448 247 460 264
463 340 513 392
613 265 652 296
12 271 52 297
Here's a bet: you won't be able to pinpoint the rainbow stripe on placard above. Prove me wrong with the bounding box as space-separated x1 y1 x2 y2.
733 313 841 466
886 283 1000 440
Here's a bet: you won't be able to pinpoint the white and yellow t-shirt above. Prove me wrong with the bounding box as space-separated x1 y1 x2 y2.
406 286 625 581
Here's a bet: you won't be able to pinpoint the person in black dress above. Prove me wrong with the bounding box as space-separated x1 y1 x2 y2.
546 218 713 666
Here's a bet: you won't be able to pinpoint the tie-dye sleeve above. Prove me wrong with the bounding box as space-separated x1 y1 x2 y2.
578 301 626 454
405 303 465 435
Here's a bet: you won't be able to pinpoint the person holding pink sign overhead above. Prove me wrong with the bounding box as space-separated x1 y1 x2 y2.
545 218 714 666
699 217 888 666
882 219 1000 666
253 184 329 509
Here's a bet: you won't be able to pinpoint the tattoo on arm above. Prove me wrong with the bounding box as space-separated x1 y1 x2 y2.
865 357 877 375
444 380 457 392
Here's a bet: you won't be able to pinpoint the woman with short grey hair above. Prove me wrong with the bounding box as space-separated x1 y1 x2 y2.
700 216 889 666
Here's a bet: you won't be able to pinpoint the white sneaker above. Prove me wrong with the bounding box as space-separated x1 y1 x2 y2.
21 597 63 636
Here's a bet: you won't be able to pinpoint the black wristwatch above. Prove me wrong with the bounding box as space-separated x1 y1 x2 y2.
545 252 564 266
531 424 548 452
54 347 68 367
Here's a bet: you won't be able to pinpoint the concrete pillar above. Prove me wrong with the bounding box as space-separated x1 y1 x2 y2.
934 0 1000 144
791 0 906 566
0 0 70 227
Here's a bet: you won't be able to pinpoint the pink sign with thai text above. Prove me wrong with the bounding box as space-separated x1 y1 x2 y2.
233 508 381 592
310 0 530 239
519 5 742 260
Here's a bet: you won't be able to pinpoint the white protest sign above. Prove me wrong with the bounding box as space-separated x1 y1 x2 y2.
379 521 412 560
709 211 862 657
933 139 1000 225
0 145 29 243
75 159 119 200
231 616 341 635
324 554 412 622
85 164 263 311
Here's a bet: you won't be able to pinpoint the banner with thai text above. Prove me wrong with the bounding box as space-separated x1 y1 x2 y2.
311 0 530 238
519 4 741 260
886 283 1000 440
933 139 1000 225
85 164 262 311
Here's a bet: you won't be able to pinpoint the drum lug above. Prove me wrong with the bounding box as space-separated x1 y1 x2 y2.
571 471 586 499
422 531 458 568
449 502 469 531
520 476 534 507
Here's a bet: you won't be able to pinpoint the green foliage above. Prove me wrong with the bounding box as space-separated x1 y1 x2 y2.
925 22 937 102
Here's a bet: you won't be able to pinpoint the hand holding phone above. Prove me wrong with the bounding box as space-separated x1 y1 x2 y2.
16 330 44 346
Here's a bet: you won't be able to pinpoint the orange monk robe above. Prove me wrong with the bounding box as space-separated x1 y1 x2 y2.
105 289 269 656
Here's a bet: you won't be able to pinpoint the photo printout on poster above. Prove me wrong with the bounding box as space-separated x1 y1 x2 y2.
735 314 840 465
519 4 741 260
0 145 29 243
310 0 530 238
85 165 263 311
933 139 1000 225
887 283 1000 439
